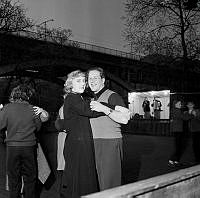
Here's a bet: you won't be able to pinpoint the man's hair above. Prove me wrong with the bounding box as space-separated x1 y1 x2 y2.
187 101 195 106
9 84 35 102
172 100 180 107
87 67 105 79
63 70 85 94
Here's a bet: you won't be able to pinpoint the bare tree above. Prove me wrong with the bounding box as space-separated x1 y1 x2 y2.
46 27 72 44
123 0 200 60
0 0 34 33
0 0 77 48
36 25 74 45
34 24 79 47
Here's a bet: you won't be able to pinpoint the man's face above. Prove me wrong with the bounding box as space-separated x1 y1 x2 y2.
187 102 194 110
88 70 105 93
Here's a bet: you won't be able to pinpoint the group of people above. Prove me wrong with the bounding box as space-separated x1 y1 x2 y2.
0 67 131 198
1 67 200 198
142 97 162 119
169 100 200 167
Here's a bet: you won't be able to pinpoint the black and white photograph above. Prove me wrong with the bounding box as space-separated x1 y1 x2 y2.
0 0 200 197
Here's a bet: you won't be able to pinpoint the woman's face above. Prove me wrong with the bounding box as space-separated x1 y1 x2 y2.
175 101 182 109
71 76 86 93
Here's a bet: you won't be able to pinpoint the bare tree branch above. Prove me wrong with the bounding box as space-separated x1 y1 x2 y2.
123 0 200 60
0 0 34 33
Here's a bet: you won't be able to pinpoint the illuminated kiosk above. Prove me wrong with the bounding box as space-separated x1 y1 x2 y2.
128 90 170 119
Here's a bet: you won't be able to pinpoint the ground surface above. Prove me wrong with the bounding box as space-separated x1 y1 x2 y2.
0 133 195 198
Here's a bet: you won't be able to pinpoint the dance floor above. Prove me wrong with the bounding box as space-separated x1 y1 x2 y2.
0 133 195 198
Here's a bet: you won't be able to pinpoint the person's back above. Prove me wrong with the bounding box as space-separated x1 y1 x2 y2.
3 102 41 146
0 84 42 198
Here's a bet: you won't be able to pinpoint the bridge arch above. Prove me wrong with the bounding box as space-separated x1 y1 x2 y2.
0 59 135 92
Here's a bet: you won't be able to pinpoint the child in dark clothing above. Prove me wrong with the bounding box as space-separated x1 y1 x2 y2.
0 84 49 198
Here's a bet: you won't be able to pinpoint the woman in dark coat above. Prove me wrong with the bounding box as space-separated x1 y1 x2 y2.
60 70 110 198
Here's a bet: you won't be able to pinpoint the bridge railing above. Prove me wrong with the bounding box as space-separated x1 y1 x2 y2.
11 30 141 60
83 165 200 198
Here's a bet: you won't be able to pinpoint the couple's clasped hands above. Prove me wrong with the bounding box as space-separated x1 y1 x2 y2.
90 101 110 114
90 101 131 124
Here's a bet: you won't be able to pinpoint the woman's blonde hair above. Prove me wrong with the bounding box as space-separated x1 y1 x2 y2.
63 70 85 94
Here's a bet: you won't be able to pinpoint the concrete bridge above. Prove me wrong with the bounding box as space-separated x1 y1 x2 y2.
1 31 200 112
1 31 200 93
0 31 137 91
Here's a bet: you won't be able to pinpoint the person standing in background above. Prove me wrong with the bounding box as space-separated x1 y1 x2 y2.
168 100 190 166
151 97 162 119
185 101 200 164
142 97 151 119
168 100 187 167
